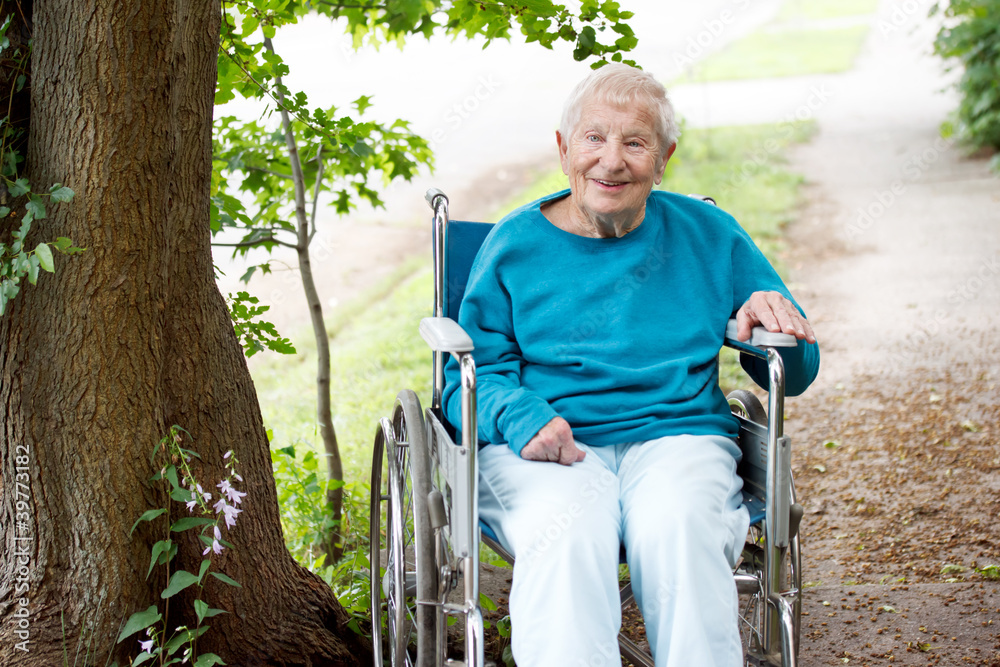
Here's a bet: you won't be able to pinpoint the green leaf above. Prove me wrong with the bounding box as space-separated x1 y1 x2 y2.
193 597 228 625
8 178 29 197
198 558 211 584
479 592 498 612
171 486 197 503
164 464 180 490
193 653 226 667
116 605 162 643
49 185 75 202
34 243 54 273
26 255 39 285
147 539 174 579
130 508 168 536
161 570 201 598
350 140 374 158
132 651 156 666
170 517 217 532
209 571 242 588
163 625 208 654
194 598 209 624
25 196 46 221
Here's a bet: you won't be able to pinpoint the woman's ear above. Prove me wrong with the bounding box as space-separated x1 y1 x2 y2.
556 130 570 175
654 142 677 185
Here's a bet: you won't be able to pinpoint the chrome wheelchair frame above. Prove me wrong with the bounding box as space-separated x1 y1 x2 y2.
369 189 804 667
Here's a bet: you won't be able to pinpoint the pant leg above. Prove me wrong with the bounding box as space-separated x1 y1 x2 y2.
618 435 750 667
478 443 623 667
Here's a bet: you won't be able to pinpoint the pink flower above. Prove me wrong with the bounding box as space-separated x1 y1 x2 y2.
140 639 154 653
218 478 247 506
213 497 242 529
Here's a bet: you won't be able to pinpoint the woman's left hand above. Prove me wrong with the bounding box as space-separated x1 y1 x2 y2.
735 291 816 344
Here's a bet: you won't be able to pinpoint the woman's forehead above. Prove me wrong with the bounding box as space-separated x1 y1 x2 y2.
577 101 658 135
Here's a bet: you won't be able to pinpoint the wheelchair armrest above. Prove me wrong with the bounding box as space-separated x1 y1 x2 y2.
724 318 797 352
420 317 474 355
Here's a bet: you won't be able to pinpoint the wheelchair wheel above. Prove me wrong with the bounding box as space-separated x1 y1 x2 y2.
728 389 767 426
370 390 438 667
737 517 802 666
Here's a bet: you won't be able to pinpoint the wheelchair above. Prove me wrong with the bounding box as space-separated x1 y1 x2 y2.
369 188 805 667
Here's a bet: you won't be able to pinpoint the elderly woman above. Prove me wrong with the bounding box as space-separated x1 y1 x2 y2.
443 64 819 666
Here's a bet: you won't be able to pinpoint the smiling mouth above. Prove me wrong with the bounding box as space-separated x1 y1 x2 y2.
594 179 628 187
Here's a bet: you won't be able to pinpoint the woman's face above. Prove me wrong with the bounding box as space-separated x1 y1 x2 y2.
558 100 672 235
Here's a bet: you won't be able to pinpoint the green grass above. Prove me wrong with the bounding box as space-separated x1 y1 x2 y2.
778 0 879 22
678 25 870 83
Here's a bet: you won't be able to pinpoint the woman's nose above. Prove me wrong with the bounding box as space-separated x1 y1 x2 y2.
600 141 627 170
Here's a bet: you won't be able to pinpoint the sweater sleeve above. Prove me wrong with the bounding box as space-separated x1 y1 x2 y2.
729 222 820 396
442 249 559 456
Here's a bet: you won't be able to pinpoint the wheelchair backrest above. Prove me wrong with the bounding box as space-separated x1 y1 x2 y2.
440 220 495 321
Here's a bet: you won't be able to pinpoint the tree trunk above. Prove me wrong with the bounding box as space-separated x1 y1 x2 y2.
0 1 368 665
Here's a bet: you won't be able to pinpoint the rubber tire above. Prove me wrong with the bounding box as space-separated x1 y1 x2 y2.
370 390 438 667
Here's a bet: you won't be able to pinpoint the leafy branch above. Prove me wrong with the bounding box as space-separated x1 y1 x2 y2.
0 12 83 316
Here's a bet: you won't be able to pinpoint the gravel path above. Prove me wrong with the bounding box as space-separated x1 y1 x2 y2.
780 8 1000 666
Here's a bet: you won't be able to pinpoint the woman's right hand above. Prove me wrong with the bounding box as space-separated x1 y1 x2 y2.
520 416 586 466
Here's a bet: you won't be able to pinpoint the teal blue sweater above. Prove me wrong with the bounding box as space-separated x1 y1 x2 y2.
443 190 820 456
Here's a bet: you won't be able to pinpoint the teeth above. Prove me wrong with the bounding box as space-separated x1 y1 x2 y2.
596 180 623 186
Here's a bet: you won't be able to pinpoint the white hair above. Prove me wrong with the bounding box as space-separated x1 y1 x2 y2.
559 63 680 156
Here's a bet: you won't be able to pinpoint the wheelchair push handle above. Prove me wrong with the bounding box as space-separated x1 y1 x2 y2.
425 187 448 210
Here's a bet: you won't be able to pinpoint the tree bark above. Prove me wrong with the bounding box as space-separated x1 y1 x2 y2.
0 1 368 664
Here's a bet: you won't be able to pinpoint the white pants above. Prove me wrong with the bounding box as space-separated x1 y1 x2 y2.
478 434 750 667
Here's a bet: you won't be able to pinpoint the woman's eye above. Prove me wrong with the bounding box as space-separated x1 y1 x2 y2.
587 134 601 142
